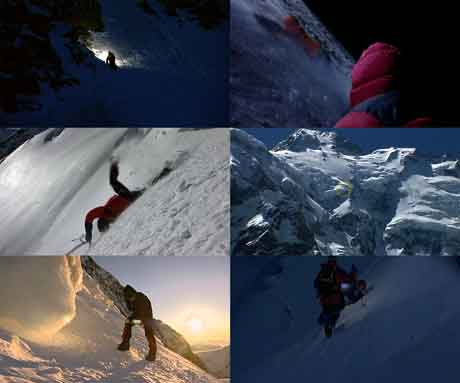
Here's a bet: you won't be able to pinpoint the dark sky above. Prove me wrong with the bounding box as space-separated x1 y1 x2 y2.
241 128 460 156
303 0 459 124
305 0 440 59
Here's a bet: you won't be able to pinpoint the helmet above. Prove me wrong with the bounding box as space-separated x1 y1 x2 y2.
97 217 110 233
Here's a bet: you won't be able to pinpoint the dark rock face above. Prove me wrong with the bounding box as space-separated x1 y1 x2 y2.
0 0 103 113
231 129 324 256
0 128 48 160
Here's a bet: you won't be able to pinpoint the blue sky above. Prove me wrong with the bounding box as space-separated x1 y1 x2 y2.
95 256 230 345
241 128 460 155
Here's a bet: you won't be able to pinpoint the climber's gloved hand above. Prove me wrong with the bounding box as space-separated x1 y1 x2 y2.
110 161 119 181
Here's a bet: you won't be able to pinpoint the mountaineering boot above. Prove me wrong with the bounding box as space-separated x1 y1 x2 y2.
117 341 130 351
143 319 157 362
318 312 327 325
119 322 133 351
145 330 157 362
324 324 333 338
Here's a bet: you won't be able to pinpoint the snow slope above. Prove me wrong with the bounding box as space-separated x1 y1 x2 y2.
197 345 230 378
0 256 219 383
231 129 460 255
2 0 228 126
0 128 229 256
233 256 460 383
231 0 354 128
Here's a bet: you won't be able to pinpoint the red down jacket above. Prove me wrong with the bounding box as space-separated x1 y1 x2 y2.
85 195 131 225
335 42 433 128
315 261 356 307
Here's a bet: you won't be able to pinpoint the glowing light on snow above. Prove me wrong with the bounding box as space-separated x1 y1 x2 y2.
186 317 204 334
92 48 109 62
89 48 131 68
89 47 142 68
0 158 29 189
87 29 149 69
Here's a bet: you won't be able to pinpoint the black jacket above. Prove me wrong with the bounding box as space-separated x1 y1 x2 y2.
127 292 153 320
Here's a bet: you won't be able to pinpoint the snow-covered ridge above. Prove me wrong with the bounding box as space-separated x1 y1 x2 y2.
231 129 326 256
0 128 229 256
231 128 460 255
0 256 219 382
273 128 361 154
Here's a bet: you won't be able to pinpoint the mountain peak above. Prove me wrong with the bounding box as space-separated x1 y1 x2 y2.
273 129 362 155
232 128 460 256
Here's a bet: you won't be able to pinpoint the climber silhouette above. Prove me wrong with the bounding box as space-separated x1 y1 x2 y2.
106 51 117 70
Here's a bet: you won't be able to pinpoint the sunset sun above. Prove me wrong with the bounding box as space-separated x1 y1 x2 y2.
186 317 204 334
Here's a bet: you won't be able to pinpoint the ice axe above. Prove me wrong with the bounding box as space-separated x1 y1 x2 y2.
71 234 86 244
65 235 89 256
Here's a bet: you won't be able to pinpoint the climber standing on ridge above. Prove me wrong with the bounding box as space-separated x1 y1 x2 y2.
106 51 117 70
118 285 157 362
84 161 145 245
314 257 367 337
335 42 433 128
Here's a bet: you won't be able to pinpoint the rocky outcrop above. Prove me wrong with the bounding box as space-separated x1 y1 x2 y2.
1 0 103 113
231 129 325 256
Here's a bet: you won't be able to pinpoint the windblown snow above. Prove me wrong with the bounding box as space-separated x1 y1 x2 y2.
0 128 229 256
231 129 460 255
0 256 82 342
0 256 219 383
233 256 460 383
231 0 353 128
